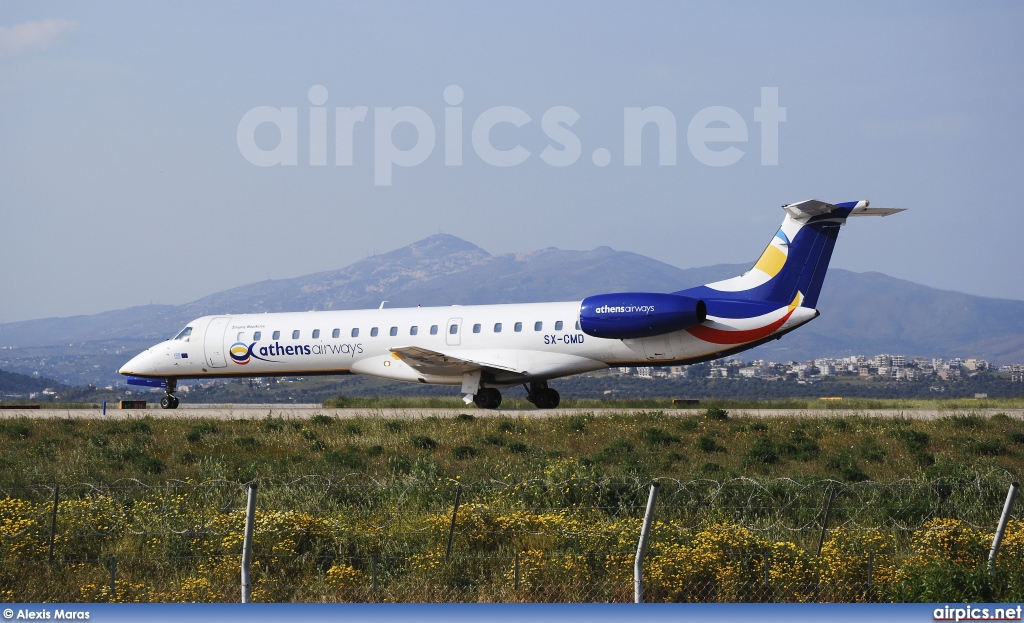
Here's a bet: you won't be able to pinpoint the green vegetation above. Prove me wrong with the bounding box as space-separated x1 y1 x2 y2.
0 409 1021 487
1 407 1022 602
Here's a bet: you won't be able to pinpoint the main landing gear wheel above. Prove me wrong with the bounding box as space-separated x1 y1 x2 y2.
525 382 560 409
160 379 179 409
473 388 502 409
534 388 560 409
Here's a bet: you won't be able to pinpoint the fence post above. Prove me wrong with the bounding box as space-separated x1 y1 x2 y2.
867 552 873 586
109 556 117 600
816 486 836 556
514 552 520 591
48 485 60 565
445 484 462 562
241 483 258 603
634 481 660 604
764 551 770 586
988 481 1019 575
371 556 377 594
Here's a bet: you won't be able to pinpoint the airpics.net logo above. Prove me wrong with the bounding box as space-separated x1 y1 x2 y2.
237 85 786 186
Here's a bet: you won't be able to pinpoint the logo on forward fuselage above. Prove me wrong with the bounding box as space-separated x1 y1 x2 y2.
229 341 364 365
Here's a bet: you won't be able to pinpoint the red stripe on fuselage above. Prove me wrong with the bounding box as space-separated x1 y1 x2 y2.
685 307 796 345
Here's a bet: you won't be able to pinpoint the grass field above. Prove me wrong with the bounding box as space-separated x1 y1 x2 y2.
1 406 1022 486
2 406 1023 602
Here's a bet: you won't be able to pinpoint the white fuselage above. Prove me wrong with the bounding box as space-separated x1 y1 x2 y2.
119 299 817 387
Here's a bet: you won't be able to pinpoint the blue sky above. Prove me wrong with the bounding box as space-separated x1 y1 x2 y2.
1 2 1022 322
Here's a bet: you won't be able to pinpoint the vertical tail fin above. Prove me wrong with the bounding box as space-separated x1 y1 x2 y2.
678 200 901 308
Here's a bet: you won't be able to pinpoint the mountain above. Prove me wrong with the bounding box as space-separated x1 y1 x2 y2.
1 233 1023 387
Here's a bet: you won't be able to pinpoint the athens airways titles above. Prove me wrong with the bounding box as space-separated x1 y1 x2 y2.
594 304 656 314
229 341 364 365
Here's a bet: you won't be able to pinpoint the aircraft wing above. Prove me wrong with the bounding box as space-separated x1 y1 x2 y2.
389 346 525 377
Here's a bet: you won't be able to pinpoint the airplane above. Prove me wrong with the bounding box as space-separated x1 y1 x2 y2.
120 199 903 409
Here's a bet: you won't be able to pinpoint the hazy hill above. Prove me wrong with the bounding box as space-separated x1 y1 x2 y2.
1 233 1022 387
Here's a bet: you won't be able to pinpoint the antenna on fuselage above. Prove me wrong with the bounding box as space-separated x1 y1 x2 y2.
379 301 388 309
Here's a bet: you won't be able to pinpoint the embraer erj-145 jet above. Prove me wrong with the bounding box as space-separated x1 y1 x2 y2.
121 200 902 409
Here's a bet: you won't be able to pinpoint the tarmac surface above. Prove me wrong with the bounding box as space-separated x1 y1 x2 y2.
1 404 1022 420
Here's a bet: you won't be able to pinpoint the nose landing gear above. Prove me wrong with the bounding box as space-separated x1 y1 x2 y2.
159 379 179 409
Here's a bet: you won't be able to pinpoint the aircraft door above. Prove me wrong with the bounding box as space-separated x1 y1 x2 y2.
204 316 231 368
446 317 462 346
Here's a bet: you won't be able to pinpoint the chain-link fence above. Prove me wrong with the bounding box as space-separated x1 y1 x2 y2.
1 474 1022 602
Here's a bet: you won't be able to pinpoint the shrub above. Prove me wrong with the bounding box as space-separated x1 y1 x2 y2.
310 413 335 426
888 518 993 602
125 419 153 434
704 407 729 421
3 421 32 439
857 435 887 463
496 420 526 434
411 435 438 450
640 427 680 446
678 417 699 431
941 414 983 429
323 448 364 469
185 423 217 443
744 436 780 465
564 414 593 432
455 413 476 422
452 445 478 459
696 435 726 453
342 422 362 435
969 438 1006 456
827 451 869 482
260 418 284 433
889 427 930 452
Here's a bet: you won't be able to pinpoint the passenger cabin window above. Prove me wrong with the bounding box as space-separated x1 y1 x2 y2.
237 332 246 341
449 324 458 335
514 322 522 332
273 331 281 340
555 321 563 331
351 328 359 338
390 327 398 336
494 323 502 333
472 323 481 333
253 331 262 341
332 329 340 338
534 321 543 331
371 327 379 337
410 326 418 336
292 330 300 339
575 321 580 330
173 327 192 340
312 329 320 339
430 325 438 335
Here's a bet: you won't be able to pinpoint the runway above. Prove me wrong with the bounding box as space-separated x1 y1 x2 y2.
1 404 1020 420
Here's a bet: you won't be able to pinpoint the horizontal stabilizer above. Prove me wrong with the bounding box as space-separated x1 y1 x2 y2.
848 207 905 217
782 199 840 220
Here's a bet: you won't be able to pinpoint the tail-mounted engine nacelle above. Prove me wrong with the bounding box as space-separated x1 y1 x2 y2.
579 292 707 339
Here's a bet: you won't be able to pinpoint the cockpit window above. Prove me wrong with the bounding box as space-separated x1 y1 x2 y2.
173 327 192 340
